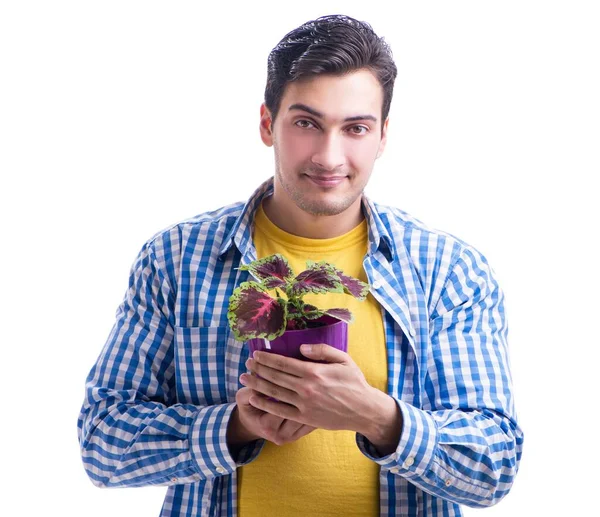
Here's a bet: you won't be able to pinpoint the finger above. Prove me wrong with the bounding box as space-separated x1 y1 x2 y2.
235 386 253 405
251 351 310 377
273 420 314 445
275 417 305 437
240 372 298 405
291 424 316 441
299 343 349 363
236 387 269 420
258 414 301 446
249 392 301 421
260 412 288 431
245 359 300 392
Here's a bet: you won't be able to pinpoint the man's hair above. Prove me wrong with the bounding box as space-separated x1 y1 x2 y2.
265 15 397 125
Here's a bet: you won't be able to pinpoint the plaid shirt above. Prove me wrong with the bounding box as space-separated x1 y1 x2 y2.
78 177 523 516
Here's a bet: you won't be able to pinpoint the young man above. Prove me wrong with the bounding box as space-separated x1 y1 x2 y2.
78 15 523 516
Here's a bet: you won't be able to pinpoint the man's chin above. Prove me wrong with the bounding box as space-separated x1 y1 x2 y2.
296 198 355 217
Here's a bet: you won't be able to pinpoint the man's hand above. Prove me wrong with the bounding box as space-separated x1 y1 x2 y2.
227 387 316 456
241 344 402 456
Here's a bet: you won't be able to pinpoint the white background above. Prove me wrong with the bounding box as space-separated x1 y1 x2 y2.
1 1 598 515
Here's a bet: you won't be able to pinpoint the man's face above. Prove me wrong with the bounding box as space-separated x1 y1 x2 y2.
260 69 388 217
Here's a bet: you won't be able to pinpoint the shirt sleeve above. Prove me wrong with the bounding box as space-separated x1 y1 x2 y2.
357 245 524 508
77 239 261 488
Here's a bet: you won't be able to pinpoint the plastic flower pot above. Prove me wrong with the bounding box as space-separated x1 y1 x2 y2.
247 315 348 362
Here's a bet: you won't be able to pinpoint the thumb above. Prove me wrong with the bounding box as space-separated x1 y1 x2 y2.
300 343 348 363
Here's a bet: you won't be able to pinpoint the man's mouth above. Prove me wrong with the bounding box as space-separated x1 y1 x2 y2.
306 175 346 188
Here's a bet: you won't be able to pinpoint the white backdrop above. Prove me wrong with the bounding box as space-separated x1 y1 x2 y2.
1 1 598 515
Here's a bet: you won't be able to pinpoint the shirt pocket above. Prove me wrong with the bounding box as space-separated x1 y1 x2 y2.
173 325 247 405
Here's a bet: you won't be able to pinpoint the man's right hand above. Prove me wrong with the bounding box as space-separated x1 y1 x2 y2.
227 387 316 454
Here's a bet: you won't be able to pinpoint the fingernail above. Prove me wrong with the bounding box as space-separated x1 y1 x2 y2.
239 374 247 385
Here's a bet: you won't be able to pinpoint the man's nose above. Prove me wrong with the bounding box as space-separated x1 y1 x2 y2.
311 133 345 171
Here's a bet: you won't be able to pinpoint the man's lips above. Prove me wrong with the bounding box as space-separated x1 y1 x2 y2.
306 175 347 187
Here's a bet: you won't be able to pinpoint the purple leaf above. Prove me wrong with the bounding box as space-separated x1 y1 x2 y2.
240 254 294 284
301 303 323 320
336 271 370 300
263 277 287 289
286 319 307 330
323 307 353 323
305 261 369 300
227 281 287 340
291 268 343 297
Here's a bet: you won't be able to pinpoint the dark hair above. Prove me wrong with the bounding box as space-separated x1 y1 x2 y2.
265 15 397 125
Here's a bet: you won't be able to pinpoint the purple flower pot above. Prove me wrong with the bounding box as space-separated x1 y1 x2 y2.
247 315 348 362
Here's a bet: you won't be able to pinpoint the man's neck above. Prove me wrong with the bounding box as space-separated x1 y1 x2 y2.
261 193 364 240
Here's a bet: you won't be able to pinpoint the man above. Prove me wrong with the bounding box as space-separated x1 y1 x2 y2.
78 15 523 516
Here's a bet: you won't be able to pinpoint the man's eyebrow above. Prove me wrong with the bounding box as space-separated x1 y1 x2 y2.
288 103 378 123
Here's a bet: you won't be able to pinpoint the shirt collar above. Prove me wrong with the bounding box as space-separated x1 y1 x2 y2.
218 176 396 263
218 177 273 262
361 195 397 262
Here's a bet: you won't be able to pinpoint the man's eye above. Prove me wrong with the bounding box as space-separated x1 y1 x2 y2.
295 120 316 129
349 125 369 135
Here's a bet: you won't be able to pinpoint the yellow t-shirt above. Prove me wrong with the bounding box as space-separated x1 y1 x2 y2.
237 202 387 517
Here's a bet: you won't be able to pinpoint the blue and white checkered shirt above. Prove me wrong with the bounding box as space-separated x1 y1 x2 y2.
78 177 523 516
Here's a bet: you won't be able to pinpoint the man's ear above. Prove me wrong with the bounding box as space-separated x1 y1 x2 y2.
376 118 389 159
259 104 274 147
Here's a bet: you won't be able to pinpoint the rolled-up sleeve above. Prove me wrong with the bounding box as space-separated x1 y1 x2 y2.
77 239 258 487
358 245 524 507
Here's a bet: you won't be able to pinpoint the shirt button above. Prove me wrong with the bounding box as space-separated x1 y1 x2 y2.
445 479 452 487
403 456 415 468
216 467 226 474
389 467 399 474
171 477 178 483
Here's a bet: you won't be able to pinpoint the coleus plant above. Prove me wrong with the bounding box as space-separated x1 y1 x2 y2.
227 253 370 341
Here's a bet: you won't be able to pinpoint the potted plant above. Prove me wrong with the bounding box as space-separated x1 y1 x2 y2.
227 253 370 360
